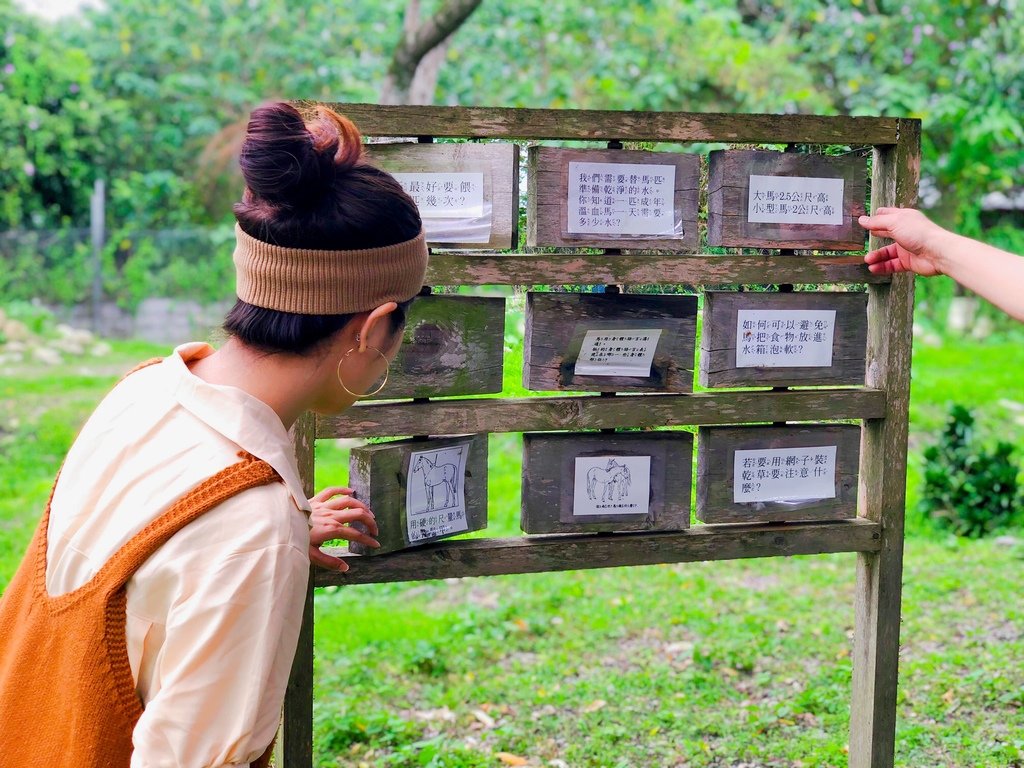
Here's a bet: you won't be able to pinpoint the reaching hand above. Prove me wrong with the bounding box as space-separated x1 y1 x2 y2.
859 207 949 277
307 485 380 571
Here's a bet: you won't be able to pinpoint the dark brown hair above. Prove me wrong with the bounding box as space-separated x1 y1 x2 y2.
225 102 421 354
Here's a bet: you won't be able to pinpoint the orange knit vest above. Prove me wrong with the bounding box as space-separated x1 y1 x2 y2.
0 436 283 767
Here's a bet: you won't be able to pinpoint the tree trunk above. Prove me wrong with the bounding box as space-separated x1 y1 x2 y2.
379 0 483 105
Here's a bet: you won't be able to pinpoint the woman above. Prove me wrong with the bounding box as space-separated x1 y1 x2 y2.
0 103 428 767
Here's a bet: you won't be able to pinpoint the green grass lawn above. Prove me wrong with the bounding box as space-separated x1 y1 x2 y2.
0 331 1022 767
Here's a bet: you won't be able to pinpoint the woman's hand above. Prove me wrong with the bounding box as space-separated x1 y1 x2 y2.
307 486 380 571
859 207 950 277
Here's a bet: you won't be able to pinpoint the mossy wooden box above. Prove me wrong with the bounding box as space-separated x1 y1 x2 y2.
369 295 505 400
348 434 487 555
707 150 867 250
696 424 860 524
700 291 868 388
527 146 700 250
367 142 519 249
521 431 693 534
523 292 698 393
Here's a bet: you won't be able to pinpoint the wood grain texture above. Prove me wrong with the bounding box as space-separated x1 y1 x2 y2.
524 292 697 393
279 412 316 768
700 291 868 387
319 388 887 439
707 150 867 250
526 147 699 249
314 101 899 144
314 518 882 586
347 435 487 556
849 118 920 768
368 295 505 400
697 424 861 524
521 432 692 534
366 142 519 249
422 251 886 286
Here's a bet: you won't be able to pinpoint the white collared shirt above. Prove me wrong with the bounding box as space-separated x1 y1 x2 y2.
46 343 312 768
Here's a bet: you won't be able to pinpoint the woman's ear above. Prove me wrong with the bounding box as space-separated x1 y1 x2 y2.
356 302 399 352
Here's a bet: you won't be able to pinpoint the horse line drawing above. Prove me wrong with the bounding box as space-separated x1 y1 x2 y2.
411 450 462 512
586 458 632 503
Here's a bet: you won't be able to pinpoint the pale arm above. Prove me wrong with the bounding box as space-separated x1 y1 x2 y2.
860 207 1024 322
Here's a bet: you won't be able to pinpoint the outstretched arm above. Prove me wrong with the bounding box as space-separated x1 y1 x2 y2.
859 207 1024 323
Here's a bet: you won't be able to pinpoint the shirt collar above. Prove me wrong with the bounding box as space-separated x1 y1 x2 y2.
164 342 312 513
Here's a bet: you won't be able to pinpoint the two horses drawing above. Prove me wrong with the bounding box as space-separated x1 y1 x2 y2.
586 459 632 503
412 453 460 512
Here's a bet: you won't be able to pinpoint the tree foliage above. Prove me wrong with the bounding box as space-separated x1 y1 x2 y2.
0 0 1021 234
0 0 128 227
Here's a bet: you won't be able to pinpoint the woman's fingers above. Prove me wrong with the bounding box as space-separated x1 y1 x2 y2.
864 243 899 264
859 215 898 237
865 254 905 275
308 545 350 572
320 526 381 549
311 485 355 503
315 507 378 536
322 495 370 513
311 518 380 548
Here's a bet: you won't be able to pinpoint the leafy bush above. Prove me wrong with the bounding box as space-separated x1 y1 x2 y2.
0 226 236 311
919 404 1022 537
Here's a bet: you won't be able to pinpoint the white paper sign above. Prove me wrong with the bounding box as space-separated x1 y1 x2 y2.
733 445 837 503
573 456 651 516
574 328 662 377
567 162 676 236
406 445 469 543
736 309 836 368
393 172 485 219
747 175 844 225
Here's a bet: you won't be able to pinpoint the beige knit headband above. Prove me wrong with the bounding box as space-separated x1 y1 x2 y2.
233 224 429 315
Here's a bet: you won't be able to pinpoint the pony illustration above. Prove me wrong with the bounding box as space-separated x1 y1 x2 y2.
411 452 460 512
586 459 632 503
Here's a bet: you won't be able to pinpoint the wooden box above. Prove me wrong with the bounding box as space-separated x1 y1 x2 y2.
521 431 693 534
367 142 519 249
527 147 700 249
348 434 487 555
707 150 867 250
696 425 860 524
369 295 505 400
523 292 698 393
699 291 868 388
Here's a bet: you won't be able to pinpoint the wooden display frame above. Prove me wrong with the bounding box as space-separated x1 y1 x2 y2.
366 142 519 249
523 291 698 393
281 103 919 768
707 149 868 250
700 290 868 388
347 434 488 555
368 294 505 400
526 146 700 249
696 424 861 523
521 431 693 534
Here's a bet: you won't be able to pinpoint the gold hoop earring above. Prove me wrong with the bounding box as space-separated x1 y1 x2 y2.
337 346 390 399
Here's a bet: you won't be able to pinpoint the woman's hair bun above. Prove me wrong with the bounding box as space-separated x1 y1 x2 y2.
238 102 364 207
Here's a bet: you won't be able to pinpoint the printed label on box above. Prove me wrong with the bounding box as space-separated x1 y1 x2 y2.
573 455 651 516
567 162 676 236
733 445 837 503
747 175 844 225
735 309 836 368
393 172 484 219
406 445 469 542
574 328 662 377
